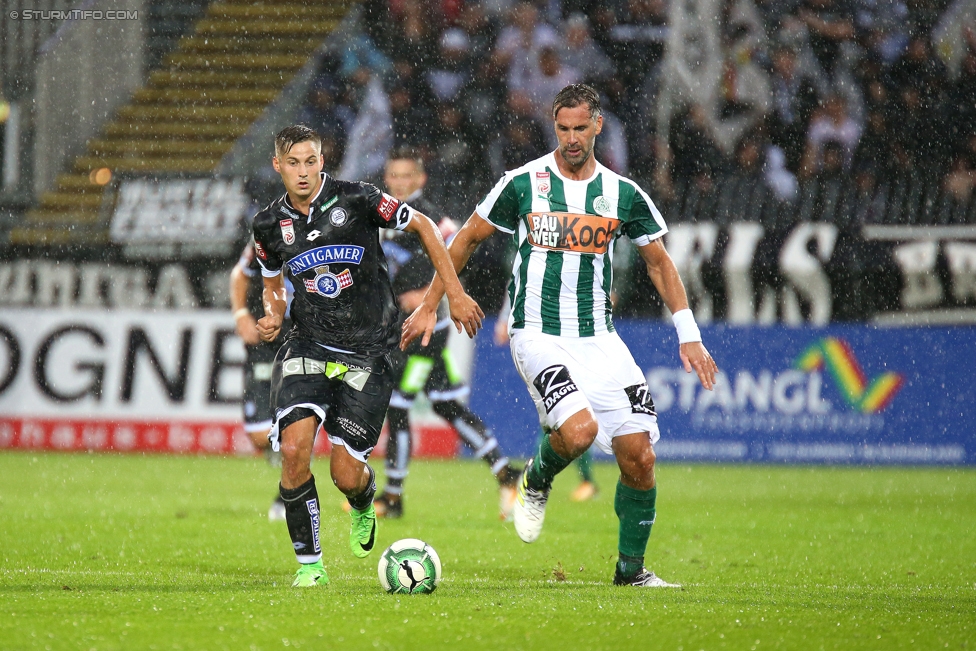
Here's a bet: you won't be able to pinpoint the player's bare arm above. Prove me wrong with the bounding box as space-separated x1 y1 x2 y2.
257 273 287 342
230 265 260 346
638 239 719 390
404 209 485 339
401 212 495 349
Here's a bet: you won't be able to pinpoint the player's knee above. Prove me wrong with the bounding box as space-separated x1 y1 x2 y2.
559 418 598 458
636 445 656 474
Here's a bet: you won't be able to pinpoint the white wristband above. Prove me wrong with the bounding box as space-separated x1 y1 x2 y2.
233 308 250 320
672 309 701 344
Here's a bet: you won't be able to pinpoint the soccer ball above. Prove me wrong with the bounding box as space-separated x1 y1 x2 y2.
377 538 442 594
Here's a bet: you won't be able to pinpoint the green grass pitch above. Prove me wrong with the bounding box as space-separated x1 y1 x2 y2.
0 451 973 650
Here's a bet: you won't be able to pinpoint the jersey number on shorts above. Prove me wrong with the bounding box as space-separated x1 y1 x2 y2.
625 383 656 416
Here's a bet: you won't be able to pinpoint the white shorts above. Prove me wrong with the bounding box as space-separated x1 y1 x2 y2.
509 330 660 454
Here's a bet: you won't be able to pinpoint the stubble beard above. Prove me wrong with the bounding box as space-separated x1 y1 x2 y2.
560 143 591 171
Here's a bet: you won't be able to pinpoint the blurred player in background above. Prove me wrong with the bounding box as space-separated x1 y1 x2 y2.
374 146 521 520
229 242 293 521
252 126 482 587
403 85 718 587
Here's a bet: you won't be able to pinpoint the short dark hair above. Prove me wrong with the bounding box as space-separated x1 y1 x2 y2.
274 125 321 158
552 84 602 120
387 144 425 172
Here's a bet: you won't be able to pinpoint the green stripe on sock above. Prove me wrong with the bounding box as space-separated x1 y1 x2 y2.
614 482 656 559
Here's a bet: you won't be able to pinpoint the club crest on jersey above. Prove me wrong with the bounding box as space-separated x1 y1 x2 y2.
535 171 550 194
330 207 348 226
280 219 296 245
593 195 614 217
303 265 353 298
286 244 364 275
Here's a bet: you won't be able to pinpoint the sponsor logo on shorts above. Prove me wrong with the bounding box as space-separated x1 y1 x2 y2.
306 498 321 553
286 244 364 275
377 193 400 221
534 365 579 414
625 382 656 416
527 212 620 254
336 416 370 445
280 218 296 245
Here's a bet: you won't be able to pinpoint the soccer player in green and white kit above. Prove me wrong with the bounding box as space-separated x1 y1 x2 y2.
402 84 718 587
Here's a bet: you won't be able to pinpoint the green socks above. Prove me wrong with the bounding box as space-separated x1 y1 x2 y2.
614 481 657 576
577 449 594 482
526 433 572 490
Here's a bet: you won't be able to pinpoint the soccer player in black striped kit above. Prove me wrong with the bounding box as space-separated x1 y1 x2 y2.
252 126 483 587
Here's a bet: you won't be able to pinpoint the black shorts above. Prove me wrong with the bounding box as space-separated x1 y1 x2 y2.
243 341 277 433
270 337 395 462
389 326 468 408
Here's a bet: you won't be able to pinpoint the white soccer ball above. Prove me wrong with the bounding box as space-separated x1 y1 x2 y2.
377 538 442 594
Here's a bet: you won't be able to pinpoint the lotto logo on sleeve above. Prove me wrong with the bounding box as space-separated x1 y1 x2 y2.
533 365 579 414
527 212 620 254
377 193 400 221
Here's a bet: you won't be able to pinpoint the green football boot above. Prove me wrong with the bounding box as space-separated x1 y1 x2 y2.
349 503 377 558
292 560 328 587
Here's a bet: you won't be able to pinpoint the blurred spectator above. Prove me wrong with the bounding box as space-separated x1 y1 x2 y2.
497 2 561 90
337 69 393 181
488 93 549 178
523 46 582 126
297 75 355 157
595 0 669 91
889 83 948 175
800 94 861 178
794 0 855 78
594 104 630 175
559 13 615 83
819 140 847 180
427 28 474 103
457 3 498 60
944 154 976 203
854 0 909 65
768 45 822 171
890 34 949 106
389 82 433 147
669 104 727 182
425 102 480 218
852 109 892 177
947 35 976 148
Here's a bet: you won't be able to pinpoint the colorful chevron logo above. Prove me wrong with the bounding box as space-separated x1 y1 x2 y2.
795 338 903 413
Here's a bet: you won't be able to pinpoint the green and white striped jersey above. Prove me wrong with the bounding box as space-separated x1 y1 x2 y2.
476 152 667 337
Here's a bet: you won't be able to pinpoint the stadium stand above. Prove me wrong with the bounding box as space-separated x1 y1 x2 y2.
10 0 353 247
